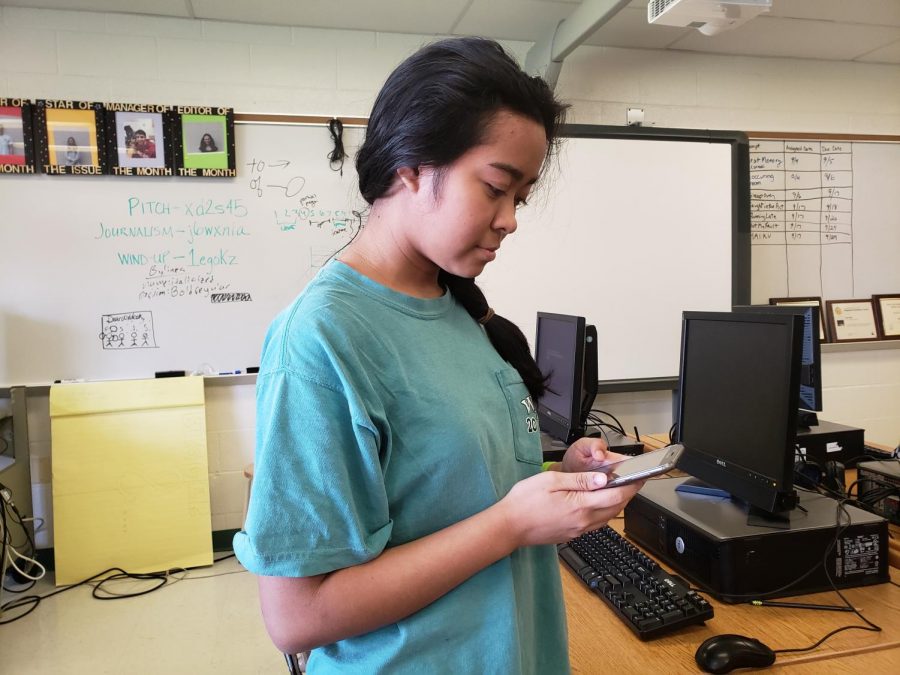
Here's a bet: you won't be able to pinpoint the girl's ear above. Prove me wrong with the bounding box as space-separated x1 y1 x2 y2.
396 166 420 193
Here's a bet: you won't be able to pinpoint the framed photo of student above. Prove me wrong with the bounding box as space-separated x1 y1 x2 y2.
769 296 829 342
825 299 880 343
172 106 236 177
104 105 176 177
873 294 900 340
33 99 106 175
0 98 36 174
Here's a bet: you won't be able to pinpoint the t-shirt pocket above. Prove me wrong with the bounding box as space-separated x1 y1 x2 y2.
495 368 542 465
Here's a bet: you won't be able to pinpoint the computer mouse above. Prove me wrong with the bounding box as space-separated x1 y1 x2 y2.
695 634 776 673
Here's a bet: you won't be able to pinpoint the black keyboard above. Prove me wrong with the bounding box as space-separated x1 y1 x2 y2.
558 526 713 640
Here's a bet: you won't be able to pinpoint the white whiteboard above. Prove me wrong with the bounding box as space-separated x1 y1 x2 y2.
1 122 366 386
480 134 737 382
1 123 745 386
749 138 900 303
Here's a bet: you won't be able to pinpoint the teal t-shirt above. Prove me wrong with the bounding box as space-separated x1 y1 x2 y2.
234 262 569 674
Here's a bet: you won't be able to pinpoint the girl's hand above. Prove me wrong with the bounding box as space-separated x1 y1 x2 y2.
559 435 609 472
559 435 634 473
499 470 644 547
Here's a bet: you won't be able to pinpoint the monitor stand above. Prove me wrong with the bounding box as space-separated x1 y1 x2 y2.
797 409 819 430
745 505 792 530
674 477 730 498
674 478 792 530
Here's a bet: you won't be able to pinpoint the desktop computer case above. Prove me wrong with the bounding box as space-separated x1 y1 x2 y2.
857 460 900 525
796 420 864 467
624 477 889 603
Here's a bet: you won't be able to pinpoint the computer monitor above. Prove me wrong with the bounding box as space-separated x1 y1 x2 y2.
675 311 803 517
534 312 597 444
734 304 822 428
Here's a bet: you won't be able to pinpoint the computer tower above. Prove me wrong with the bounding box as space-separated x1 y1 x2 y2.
857 460 900 525
623 476 889 603
796 420 864 467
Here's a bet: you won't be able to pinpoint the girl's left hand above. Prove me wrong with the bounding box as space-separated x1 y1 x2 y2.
554 436 628 472
560 436 618 473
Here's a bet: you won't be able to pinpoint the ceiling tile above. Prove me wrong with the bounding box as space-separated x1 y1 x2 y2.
0 0 190 16
769 0 900 28
670 16 900 61
2 5 110 30
2 0 900 67
189 0 471 34
453 0 573 42
857 39 900 64
584 6 691 49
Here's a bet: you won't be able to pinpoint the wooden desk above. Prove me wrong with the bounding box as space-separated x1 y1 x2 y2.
563 435 900 672
562 523 900 673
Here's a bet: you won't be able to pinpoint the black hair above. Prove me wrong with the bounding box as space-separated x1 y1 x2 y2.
356 36 568 400
200 134 217 151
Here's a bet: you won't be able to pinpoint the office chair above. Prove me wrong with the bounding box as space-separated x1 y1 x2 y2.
284 651 309 674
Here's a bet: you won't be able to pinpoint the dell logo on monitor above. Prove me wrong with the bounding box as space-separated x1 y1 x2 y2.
716 459 727 468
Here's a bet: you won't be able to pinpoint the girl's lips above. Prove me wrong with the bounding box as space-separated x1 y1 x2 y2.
479 247 498 261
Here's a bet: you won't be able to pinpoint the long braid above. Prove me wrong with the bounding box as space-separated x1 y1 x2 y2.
439 271 547 401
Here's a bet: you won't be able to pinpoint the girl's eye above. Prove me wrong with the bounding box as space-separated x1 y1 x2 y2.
487 183 528 208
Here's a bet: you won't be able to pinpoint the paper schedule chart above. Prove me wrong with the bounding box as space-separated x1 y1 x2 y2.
750 140 854 299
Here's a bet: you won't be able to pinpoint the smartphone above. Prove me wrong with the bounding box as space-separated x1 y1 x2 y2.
595 444 684 488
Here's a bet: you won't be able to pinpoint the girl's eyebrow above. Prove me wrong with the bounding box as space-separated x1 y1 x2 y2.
489 162 538 186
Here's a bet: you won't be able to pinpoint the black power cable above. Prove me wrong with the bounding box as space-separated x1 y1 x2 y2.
0 553 241 625
327 118 346 175
586 409 626 436
681 485 884 659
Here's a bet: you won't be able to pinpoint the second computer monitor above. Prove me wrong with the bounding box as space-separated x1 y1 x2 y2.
676 311 803 515
534 312 597 444
734 304 822 427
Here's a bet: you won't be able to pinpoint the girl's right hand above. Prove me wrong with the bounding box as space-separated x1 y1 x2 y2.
498 470 644 547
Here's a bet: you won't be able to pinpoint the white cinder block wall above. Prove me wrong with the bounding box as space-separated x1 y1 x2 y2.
3 7 899 544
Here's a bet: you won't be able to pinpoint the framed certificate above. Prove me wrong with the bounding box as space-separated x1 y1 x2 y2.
825 299 880 343
770 296 829 342
873 294 900 340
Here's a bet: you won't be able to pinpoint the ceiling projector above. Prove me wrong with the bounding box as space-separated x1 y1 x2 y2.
647 0 772 36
